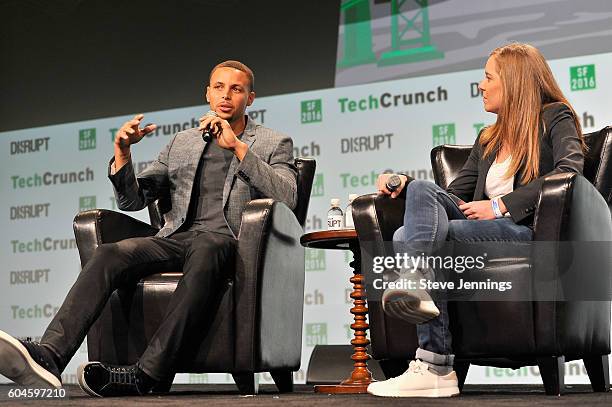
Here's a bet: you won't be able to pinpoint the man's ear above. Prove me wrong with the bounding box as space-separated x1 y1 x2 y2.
247 91 256 106
205 86 210 103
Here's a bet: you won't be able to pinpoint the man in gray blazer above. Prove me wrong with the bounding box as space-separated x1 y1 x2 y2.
0 60 297 397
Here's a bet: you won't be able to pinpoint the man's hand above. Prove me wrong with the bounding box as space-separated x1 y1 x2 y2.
376 173 409 198
459 200 496 220
115 114 157 151
114 114 157 170
198 115 248 160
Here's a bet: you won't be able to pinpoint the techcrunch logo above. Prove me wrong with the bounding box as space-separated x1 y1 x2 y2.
11 304 59 319
108 110 267 141
11 167 94 189
338 86 448 113
11 238 77 253
340 168 434 188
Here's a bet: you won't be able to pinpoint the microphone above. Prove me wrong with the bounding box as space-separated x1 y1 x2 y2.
385 174 402 192
201 110 218 142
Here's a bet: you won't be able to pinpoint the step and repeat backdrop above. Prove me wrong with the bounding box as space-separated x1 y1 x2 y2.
2 47 611 385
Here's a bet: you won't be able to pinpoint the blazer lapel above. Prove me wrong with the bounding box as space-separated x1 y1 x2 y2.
222 117 257 208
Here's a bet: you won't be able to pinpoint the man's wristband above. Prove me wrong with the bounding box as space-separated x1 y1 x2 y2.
491 197 504 218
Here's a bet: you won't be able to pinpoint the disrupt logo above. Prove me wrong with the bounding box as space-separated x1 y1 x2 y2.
311 174 325 197
12 304 59 319
10 203 50 220
470 82 483 98
305 248 326 271
10 137 50 155
11 237 77 253
79 128 96 150
301 99 322 124
341 133 392 153
248 109 266 124
10 269 50 285
11 167 94 189
338 86 448 113
305 323 327 346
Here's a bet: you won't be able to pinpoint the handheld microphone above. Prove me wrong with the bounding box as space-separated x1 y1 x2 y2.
201 110 218 142
385 174 402 192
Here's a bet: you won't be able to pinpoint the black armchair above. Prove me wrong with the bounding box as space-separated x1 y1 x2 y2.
352 128 612 395
72 158 316 395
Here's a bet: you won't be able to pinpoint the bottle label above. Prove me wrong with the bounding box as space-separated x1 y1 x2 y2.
327 215 344 230
345 211 354 228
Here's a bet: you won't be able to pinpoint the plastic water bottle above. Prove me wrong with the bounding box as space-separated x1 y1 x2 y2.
327 198 344 230
344 194 358 229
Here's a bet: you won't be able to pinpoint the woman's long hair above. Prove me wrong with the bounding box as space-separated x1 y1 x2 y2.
479 43 583 184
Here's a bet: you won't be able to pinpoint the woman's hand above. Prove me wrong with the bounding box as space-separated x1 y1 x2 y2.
376 174 408 198
459 200 496 220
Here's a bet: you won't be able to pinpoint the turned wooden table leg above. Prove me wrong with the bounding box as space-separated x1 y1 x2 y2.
315 241 373 394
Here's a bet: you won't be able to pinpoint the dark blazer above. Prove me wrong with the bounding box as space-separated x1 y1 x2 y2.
446 102 584 226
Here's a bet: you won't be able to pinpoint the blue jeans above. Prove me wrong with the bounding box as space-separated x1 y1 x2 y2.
392 180 533 366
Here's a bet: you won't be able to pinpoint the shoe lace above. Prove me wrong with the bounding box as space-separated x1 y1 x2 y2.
407 360 427 375
20 338 54 372
109 366 137 385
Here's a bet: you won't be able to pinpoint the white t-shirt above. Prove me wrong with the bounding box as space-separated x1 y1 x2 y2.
485 155 514 217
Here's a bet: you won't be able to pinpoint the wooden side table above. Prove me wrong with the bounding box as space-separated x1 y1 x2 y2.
300 229 374 394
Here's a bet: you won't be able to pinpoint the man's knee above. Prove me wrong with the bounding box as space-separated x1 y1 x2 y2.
86 238 147 274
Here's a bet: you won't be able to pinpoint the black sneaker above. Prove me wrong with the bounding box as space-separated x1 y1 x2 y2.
77 362 154 397
0 330 62 388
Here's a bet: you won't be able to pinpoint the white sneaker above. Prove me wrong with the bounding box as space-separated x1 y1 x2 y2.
382 274 440 323
367 360 459 398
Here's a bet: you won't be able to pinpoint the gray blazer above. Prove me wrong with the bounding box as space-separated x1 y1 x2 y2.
108 117 297 238
447 102 584 226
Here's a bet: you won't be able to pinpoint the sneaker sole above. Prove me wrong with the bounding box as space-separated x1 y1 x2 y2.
77 363 103 398
0 330 61 389
368 386 460 397
383 290 440 324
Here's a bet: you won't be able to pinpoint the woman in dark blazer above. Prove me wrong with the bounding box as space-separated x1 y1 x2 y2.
368 43 585 398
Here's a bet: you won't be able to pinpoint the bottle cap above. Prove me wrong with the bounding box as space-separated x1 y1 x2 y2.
348 194 358 202
331 198 341 206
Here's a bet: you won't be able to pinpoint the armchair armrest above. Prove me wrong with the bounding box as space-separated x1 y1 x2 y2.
532 174 612 353
534 173 612 241
352 193 419 360
352 193 406 245
73 209 158 267
233 199 304 371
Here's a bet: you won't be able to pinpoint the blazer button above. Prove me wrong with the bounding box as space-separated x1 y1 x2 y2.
181 217 185 222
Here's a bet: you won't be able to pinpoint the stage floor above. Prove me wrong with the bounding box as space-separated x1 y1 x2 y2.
0 384 611 406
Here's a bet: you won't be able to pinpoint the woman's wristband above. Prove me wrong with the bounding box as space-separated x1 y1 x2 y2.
491 197 504 218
